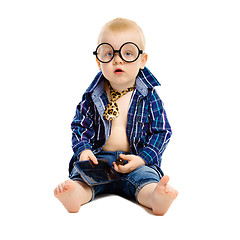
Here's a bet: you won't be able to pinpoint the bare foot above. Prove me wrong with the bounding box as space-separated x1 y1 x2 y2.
54 179 91 213
152 175 178 216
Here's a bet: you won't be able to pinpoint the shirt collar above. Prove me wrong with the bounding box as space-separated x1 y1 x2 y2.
136 67 161 96
86 67 161 97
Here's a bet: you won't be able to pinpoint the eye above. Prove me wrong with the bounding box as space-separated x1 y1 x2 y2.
125 52 132 56
123 51 133 57
106 52 113 57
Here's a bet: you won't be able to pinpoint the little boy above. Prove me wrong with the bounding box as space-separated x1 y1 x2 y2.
54 18 178 215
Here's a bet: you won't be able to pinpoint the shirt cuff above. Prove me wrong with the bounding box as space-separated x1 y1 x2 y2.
138 146 159 166
73 141 92 158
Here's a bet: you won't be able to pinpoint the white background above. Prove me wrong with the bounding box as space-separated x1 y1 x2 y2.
1 0 240 239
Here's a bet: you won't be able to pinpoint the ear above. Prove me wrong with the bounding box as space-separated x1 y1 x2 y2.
96 58 101 70
140 53 148 69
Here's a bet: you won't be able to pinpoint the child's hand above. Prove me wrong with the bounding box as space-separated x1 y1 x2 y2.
113 154 145 174
79 149 98 165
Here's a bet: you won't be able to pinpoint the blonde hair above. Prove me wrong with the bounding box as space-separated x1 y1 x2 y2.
97 18 146 50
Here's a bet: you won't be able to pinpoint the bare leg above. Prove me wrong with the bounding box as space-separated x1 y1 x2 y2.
54 179 92 213
137 175 178 216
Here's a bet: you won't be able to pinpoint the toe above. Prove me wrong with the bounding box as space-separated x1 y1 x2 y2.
59 183 64 192
175 191 179 198
54 186 60 196
64 180 74 190
159 175 170 187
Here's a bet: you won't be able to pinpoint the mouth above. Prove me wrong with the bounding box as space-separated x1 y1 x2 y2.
114 68 124 74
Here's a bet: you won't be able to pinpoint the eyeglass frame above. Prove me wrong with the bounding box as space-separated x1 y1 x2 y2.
93 42 143 63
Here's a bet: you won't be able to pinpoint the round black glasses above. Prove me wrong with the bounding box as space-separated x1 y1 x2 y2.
93 42 143 63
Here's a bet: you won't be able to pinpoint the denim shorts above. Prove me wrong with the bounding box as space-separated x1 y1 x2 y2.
69 150 161 202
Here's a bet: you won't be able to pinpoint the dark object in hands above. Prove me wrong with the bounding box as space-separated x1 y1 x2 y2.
73 159 120 186
116 157 125 166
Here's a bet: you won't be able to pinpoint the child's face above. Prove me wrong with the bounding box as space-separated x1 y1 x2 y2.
96 29 147 90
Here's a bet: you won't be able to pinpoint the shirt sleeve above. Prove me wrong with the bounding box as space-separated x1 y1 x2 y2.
71 93 95 158
138 89 172 167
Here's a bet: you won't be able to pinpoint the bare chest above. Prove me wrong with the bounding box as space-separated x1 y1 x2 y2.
102 87 133 152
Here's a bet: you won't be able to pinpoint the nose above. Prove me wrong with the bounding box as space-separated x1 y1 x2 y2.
113 53 123 64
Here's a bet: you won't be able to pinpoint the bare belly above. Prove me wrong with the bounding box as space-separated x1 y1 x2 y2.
102 124 130 152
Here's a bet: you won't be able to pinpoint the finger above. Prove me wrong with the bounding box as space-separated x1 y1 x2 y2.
119 154 130 161
116 164 131 174
113 162 121 172
113 162 122 171
90 154 98 165
113 162 129 173
80 153 88 161
113 162 117 170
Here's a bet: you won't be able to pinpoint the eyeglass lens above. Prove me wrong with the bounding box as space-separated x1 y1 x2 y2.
96 43 140 63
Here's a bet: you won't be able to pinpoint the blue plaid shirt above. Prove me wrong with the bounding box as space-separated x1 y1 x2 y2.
69 67 172 174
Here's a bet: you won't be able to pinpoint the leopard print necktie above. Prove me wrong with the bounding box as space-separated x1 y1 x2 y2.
103 82 135 121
